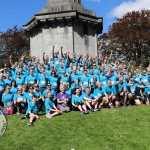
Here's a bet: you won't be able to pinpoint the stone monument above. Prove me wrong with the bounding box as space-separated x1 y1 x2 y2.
23 0 103 60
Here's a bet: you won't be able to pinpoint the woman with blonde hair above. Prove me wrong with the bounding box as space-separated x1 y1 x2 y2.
57 86 70 112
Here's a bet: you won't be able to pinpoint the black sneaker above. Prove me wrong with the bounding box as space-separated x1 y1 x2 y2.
27 122 34 127
21 116 27 120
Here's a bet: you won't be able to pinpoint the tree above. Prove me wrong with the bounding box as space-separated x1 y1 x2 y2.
0 26 30 64
98 9 150 66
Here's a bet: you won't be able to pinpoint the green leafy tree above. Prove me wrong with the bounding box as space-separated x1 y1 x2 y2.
0 26 30 64
98 9 150 66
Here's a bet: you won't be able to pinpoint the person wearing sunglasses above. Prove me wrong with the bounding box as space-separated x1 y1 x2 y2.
37 67 47 93
15 72 24 87
3 74 11 86
2 85 14 115
26 86 34 103
127 78 148 106
42 84 56 103
47 71 58 92
10 80 17 94
80 70 90 95
13 87 27 115
25 69 37 87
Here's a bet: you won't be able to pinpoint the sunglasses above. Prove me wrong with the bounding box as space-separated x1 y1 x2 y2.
47 85 51 86
18 90 22 91
130 80 134 82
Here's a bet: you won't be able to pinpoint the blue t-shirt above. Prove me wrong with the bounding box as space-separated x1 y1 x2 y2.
45 98 54 114
72 95 83 104
127 83 139 96
93 87 105 97
70 73 79 88
65 88 72 98
25 75 36 85
37 74 47 88
2 92 14 102
13 94 26 107
80 76 90 89
47 76 58 90
42 89 56 99
26 101 39 115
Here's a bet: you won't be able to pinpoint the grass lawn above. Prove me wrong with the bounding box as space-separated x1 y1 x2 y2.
1 105 150 150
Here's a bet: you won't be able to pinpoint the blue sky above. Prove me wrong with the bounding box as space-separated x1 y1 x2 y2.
0 0 149 34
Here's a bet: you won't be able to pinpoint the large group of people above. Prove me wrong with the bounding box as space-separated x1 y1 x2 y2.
0 46 150 127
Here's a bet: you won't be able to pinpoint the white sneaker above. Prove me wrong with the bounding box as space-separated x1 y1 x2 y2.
17 112 20 115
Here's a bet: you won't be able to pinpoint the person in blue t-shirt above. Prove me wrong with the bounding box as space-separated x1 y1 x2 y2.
2 85 14 115
60 70 69 86
25 69 37 87
72 88 88 114
80 70 90 95
15 72 24 87
127 78 148 106
115 77 127 106
47 71 58 92
10 80 17 94
70 68 80 90
37 68 47 93
14 87 27 115
103 80 117 108
24 95 39 127
93 82 106 109
143 86 150 105
45 92 62 119
3 74 11 86
83 87 100 112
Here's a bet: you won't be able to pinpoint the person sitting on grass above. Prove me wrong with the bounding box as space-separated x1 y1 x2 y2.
93 82 106 109
72 88 89 114
57 86 70 112
127 78 148 106
45 92 62 119
83 87 100 112
13 87 27 115
143 86 150 105
2 85 14 115
24 95 39 127
103 80 116 108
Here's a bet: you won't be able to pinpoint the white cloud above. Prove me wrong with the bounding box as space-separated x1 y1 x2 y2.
109 0 150 18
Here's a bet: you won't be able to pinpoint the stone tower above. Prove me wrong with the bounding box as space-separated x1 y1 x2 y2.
23 0 103 60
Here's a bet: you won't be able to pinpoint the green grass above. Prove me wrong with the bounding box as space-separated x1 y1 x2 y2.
1 105 150 150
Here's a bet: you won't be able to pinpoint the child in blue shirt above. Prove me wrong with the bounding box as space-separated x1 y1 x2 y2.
25 95 39 127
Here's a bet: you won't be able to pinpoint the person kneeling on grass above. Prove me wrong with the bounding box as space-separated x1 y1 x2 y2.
45 92 62 119
72 88 89 114
83 87 100 112
22 95 39 127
